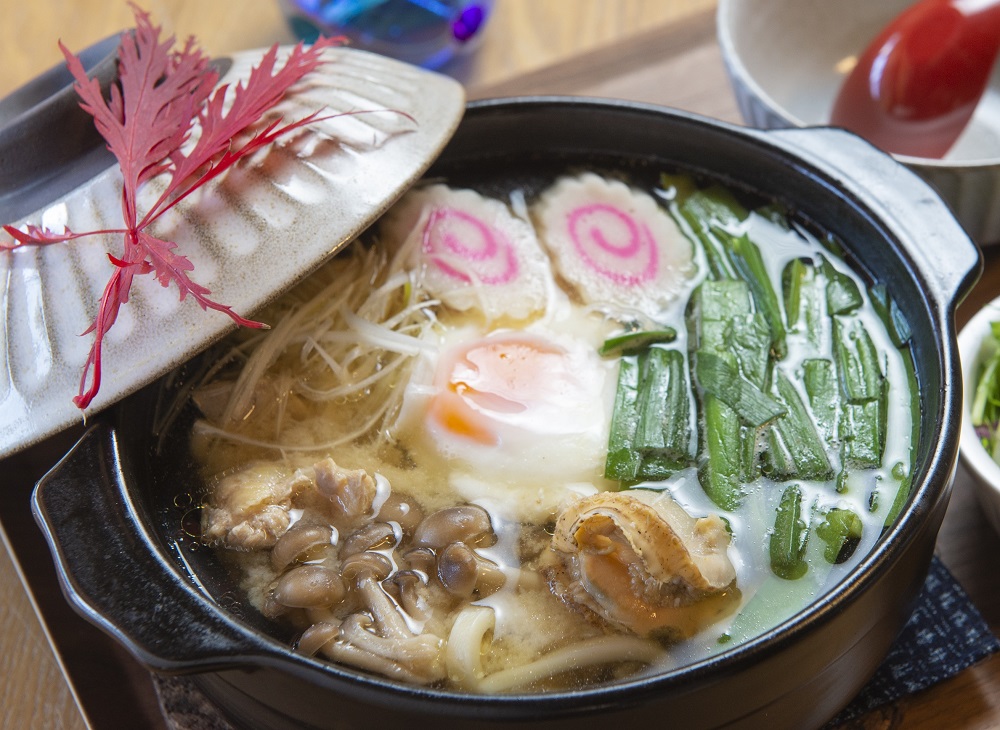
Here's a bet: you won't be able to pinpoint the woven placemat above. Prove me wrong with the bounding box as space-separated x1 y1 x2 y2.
153 556 999 730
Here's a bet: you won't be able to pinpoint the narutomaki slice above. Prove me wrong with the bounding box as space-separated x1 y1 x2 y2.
534 173 695 321
380 184 554 322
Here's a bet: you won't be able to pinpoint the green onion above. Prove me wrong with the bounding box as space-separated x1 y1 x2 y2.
770 484 809 580
692 280 771 387
869 283 912 347
802 358 839 443
763 372 834 481
634 348 692 465
726 312 772 389
604 348 693 484
884 461 913 528
719 231 788 359
738 423 762 484
840 382 888 469
674 185 745 281
822 256 863 316
783 258 824 350
692 280 766 508
599 329 677 357
693 280 753 353
604 356 642 482
695 350 786 428
833 317 884 404
815 507 863 564
699 394 745 511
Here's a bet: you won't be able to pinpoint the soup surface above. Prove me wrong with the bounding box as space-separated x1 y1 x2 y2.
188 169 914 692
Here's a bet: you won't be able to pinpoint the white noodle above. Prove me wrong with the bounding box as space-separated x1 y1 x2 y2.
446 605 664 693
476 636 663 693
446 606 495 687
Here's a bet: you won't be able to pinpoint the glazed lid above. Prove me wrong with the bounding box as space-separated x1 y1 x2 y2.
0 35 466 460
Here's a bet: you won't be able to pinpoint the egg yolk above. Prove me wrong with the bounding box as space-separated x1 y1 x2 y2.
428 333 592 447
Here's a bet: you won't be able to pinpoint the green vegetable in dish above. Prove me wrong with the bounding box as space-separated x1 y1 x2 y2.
764 372 834 481
634 348 692 470
605 356 642 482
770 484 809 580
821 255 864 316
599 329 677 357
783 258 824 350
816 507 863 564
971 321 1000 460
695 351 786 428
870 283 912 347
699 394 746 511
717 230 788 358
603 345 693 484
833 317 884 405
601 172 916 590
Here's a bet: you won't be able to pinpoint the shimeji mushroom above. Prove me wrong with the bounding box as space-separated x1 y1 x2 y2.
340 522 398 558
436 542 506 598
271 565 346 608
270 522 335 572
412 505 494 550
385 570 432 622
328 552 446 683
376 492 425 535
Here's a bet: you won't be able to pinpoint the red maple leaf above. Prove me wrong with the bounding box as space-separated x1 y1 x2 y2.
1 5 343 409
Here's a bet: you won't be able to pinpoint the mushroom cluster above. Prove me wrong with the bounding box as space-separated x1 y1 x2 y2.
204 457 507 684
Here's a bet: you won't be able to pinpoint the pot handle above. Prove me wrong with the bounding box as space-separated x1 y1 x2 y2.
764 126 982 305
32 423 271 672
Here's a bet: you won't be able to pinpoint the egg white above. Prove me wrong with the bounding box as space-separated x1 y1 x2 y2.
392 304 621 524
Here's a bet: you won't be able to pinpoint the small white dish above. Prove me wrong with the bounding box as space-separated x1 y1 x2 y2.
0 45 465 459
958 295 1000 536
717 0 1000 245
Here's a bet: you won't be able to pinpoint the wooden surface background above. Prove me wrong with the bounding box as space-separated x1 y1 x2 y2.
3 1 1000 728
0 0 716 98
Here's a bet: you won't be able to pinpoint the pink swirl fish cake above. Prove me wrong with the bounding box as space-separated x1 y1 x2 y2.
535 174 695 319
380 185 552 321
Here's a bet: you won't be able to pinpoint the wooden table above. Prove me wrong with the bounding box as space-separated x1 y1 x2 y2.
2 1 1000 728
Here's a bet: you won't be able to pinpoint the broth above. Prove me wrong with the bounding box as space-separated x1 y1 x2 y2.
186 169 914 692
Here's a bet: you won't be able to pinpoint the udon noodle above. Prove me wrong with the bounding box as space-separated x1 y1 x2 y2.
187 170 915 692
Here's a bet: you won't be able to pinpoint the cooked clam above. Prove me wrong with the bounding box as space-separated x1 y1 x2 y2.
546 490 739 637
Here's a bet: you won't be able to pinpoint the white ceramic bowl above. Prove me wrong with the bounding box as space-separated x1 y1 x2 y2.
958 295 1000 536
717 0 1000 245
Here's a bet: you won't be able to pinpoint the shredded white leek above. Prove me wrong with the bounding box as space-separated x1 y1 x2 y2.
190 241 436 455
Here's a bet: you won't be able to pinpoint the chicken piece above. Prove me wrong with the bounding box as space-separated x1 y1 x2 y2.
202 462 309 550
312 457 378 528
545 490 738 638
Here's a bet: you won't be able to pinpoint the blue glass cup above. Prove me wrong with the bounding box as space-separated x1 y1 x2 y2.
278 0 494 70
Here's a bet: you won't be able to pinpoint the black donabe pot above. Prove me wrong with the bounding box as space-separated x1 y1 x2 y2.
34 98 980 730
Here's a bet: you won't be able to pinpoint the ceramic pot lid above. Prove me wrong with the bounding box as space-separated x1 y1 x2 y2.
0 39 466 459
